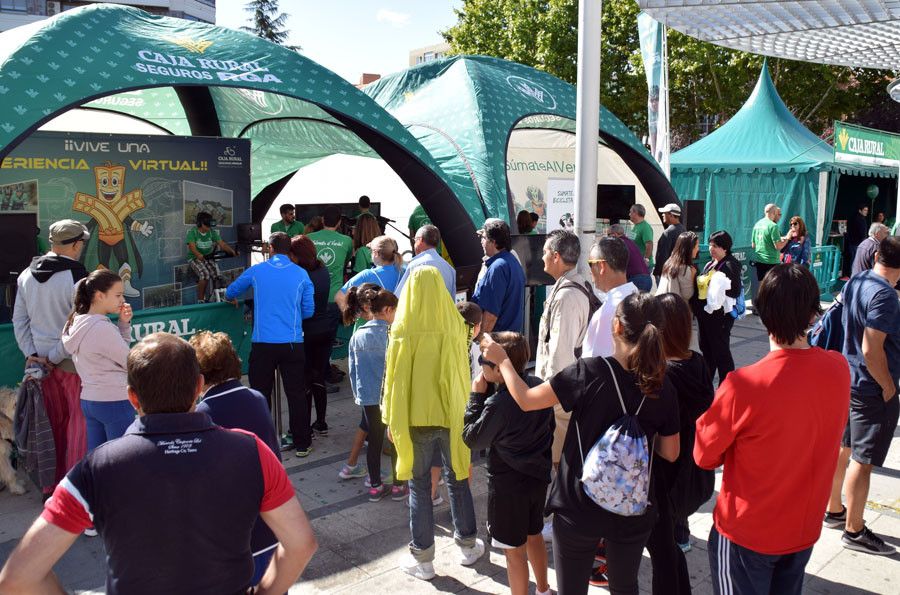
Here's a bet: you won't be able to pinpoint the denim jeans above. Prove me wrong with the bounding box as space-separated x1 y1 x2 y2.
628 273 653 293
81 399 136 451
408 426 477 562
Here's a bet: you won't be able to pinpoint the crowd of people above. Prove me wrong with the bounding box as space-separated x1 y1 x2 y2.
2 195 898 594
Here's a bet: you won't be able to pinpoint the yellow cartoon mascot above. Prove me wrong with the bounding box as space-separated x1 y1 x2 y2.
73 163 154 297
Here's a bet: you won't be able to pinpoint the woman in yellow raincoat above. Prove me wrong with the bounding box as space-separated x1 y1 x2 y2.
382 266 484 579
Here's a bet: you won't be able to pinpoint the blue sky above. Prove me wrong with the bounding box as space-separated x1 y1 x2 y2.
216 1 461 83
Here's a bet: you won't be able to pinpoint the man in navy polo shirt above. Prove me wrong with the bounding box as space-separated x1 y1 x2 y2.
473 218 526 333
825 236 900 556
0 333 317 595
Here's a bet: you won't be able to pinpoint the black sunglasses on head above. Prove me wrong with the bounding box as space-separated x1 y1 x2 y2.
478 354 496 369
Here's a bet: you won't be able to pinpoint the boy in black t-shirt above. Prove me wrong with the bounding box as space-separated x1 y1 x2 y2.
462 332 553 595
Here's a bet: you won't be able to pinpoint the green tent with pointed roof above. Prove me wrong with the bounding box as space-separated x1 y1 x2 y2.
363 55 679 223
671 62 894 246
0 3 483 269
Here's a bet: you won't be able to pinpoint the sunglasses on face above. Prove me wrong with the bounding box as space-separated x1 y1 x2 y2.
478 354 496 369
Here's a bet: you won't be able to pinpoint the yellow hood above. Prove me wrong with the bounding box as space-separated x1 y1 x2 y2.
382 266 471 481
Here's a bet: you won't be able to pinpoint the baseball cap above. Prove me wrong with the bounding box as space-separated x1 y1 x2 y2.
48 219 90 245
476 218 507 236
657 203 682 216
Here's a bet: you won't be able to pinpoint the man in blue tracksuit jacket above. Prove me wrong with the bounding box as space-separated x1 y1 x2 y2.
226 232 316 457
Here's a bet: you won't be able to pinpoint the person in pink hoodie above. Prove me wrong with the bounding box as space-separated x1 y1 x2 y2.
62 270 135 452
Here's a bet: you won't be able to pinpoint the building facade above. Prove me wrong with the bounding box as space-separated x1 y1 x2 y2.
408 42 450 67
0 1 215 32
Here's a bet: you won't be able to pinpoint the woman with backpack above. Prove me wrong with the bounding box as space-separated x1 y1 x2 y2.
691 230 742 385
645 293 716 595
482 292 680 595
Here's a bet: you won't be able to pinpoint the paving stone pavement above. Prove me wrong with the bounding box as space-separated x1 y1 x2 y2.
0 314 897 593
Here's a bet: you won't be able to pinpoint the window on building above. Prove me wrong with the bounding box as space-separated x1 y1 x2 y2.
1 0 28 13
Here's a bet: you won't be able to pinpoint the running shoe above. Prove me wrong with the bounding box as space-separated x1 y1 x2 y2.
280 433 293 451
841 526 897 556
391 485 409 501
368 484 388 502
338 463 366 480
459 538 485 566
589 563 609 587
295 447 312 458
823 505 847 529
678 539 692 553
401 557 435 581
83 527 98 537
312 422 329 436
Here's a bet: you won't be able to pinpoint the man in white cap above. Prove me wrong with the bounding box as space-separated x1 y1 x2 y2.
653 203 684 284
13 219 90 491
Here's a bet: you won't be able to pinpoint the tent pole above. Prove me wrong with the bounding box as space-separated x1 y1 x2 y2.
574 0 603 275
896 164 900 228
816 170 829 245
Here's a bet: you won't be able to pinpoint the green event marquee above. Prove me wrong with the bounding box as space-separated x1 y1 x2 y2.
671 62 894 246
363 55 679 222
0 3 483 268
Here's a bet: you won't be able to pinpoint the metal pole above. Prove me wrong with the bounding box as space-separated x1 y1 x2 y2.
573 0 603 275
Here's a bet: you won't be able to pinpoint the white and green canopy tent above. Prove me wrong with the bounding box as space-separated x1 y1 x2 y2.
0 3 484 269
671 62 895 247
363 55 680 228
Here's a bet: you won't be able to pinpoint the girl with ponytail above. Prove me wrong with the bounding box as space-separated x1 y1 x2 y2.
62 269 135 452
481 292 681 595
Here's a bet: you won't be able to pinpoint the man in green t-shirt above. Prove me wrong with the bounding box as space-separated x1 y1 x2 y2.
628 204 654 270
187 211 237 302
751 203 788 282
308 205 352 302
270 204 304 237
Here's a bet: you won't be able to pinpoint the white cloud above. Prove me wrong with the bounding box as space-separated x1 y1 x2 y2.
376 9 411 28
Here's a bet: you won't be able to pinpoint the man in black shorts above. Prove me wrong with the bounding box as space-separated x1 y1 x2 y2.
825 236 900 556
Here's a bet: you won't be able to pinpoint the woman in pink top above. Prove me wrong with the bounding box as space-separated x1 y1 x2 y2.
62 270 135 451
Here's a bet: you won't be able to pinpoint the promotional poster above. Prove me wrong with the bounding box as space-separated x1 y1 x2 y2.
0 131 251 309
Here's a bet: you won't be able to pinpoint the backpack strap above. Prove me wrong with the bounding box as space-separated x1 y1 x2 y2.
543 279 596 346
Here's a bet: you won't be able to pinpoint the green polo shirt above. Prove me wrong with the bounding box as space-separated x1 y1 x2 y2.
270 219 304 237
751 217 782 264
186 228 221 260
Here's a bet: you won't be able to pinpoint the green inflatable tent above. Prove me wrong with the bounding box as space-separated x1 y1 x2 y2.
671 62 895 246
0 3 483 268
363 55 679 223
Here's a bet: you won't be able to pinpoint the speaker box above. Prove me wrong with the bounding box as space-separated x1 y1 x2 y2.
684 200 706 233
0 213 38 279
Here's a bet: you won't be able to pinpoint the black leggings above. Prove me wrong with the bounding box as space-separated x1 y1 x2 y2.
696 309 735 384
247 342 309 449
362 404 398 488
552 514 649 595
303 331 332 426
645 479 691 595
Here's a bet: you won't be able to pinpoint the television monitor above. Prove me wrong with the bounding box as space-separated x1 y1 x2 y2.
596 184 636 223
0 212 38 279
510 233 554 286
237 222 262 243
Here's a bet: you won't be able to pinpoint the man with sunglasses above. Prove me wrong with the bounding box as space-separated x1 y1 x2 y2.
581 237 638 358
13 219 90 490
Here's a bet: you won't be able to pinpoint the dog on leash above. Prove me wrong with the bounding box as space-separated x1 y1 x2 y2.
0 387 27 495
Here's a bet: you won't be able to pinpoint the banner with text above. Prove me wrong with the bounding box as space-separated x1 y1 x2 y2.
0 131 251 308
833 121 900 167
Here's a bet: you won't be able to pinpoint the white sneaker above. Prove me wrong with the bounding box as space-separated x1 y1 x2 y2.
542 519 553 543
459 538 485 566
83 527 98 537
401 557 435 581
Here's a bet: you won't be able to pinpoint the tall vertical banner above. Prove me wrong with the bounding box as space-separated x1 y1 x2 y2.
638 12 670 177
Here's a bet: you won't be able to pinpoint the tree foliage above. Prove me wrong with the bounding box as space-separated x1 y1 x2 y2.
443 0 899 149
242 0 300 52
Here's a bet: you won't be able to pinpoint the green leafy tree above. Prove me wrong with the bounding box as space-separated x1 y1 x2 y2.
242 0 300 51
444 0 898 149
